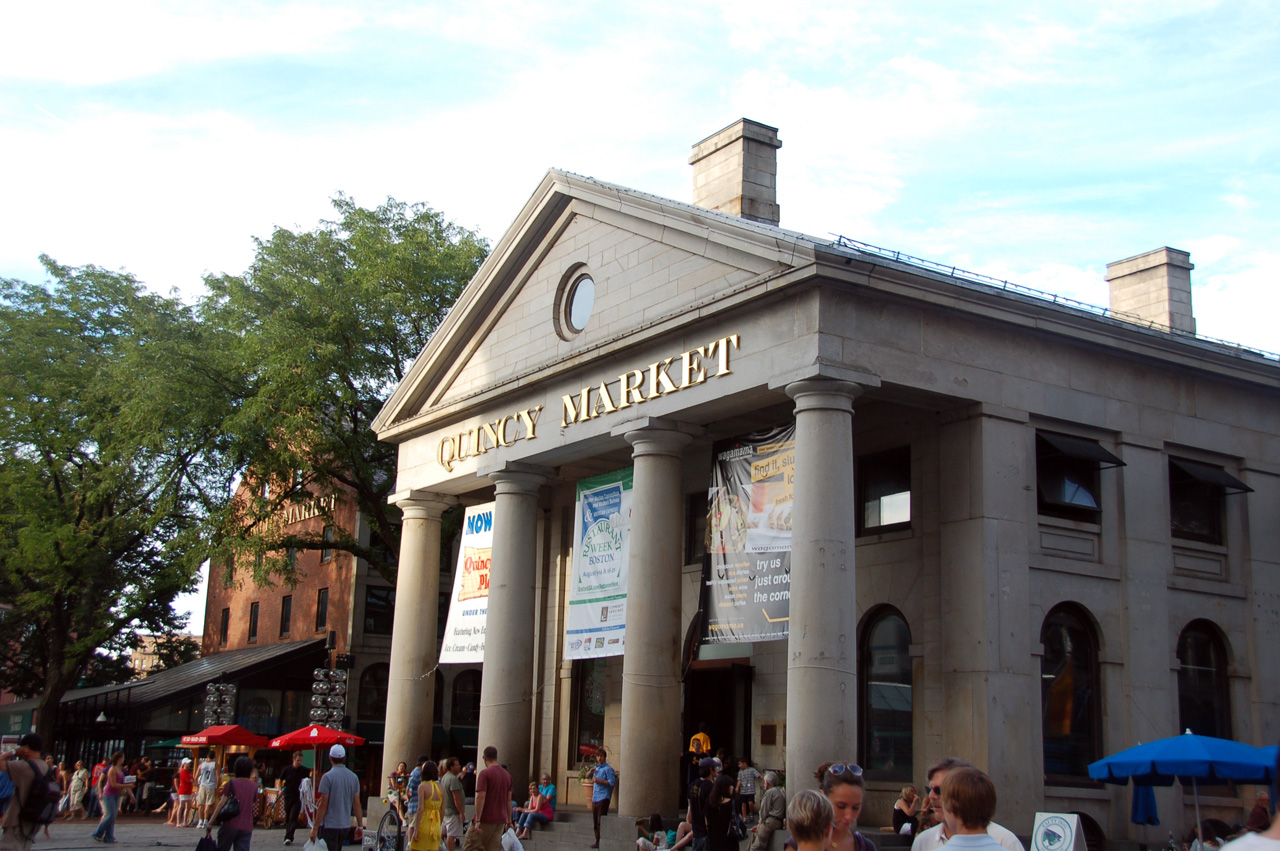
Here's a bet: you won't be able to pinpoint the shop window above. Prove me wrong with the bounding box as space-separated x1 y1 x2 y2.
1177 621 1231 739
279 595 292 637
321 526 334 563
859 607 912 780
219 608 230 646
452 670 482 725
316 587 329 631
571 659 606 764
1169 457 1251 546
358 663 389 719
364 586 395 635
1041 604 1102 781
1036 432 1124 523
248 602 259 643
857 447 911 535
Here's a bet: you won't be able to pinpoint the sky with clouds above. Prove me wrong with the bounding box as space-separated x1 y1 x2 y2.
3 1 1277 623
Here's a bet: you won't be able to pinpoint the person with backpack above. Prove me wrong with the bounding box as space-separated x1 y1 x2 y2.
90 751 135 844
0 733 59 851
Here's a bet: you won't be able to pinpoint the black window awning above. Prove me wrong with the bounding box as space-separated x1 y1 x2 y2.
1170 458 1253 494
1038 432 1126 469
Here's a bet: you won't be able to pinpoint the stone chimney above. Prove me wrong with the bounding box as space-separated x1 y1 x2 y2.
1105 247 1196 334
689 119 781 225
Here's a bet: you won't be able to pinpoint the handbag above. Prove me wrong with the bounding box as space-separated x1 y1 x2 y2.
216 790 241 825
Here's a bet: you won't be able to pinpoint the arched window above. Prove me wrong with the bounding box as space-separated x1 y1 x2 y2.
859 607 912 780
1177 621 1230 739
1041 604 1102 780
358 663 389 719
452 669 482 725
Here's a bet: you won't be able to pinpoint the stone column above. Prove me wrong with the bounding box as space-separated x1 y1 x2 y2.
478 465 548 791
784 379 862 792
617 422 693 817
384 491 454 768
936 405 1036 822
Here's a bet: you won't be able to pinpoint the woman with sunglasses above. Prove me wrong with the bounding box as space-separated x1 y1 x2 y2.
816 763 876 851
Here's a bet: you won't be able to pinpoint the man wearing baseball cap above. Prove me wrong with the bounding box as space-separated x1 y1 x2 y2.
310 744 363 851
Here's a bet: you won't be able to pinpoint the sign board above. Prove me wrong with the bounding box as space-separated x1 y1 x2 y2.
438 503 495 663
564 468 632 660
703 424 794 644
1032 812 1084 851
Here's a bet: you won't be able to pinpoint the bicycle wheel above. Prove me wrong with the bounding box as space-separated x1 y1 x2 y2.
377 808 404 851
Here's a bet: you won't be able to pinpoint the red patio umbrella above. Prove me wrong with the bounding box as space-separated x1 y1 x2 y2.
269 724 366 828
182 725 272 747
268 724 364 750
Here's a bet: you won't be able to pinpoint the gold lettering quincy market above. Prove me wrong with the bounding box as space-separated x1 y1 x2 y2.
561 334 739 428
438 406 543 473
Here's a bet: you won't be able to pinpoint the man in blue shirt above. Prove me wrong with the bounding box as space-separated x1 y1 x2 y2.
589 747 616 849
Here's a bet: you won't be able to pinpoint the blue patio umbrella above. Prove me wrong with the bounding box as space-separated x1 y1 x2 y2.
1131 785 1160 826
1090 730 1274 831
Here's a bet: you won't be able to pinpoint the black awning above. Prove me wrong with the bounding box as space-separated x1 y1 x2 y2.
1170 458 1253 494
1038 431 1126 469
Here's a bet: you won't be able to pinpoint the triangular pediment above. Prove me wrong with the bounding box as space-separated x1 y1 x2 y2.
374 170 817 442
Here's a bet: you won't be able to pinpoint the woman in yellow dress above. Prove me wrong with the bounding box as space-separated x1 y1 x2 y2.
408 760 443 851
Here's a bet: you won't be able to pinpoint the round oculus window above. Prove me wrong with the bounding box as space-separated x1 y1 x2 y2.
566 274 595 333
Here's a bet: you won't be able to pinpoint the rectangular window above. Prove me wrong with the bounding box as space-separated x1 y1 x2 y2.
685 492 708 564
316 588 329 631
321 526 334 563
1036 431 1124 523
1169 457 1251 545
363 587 395 635
857 447 912 535
219 608 230 646
280 595 292 637
248 602 259 643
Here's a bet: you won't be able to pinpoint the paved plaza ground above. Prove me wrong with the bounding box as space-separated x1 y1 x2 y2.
10 813 329 850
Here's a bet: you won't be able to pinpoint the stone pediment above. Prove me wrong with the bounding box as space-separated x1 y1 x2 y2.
374 170 816 442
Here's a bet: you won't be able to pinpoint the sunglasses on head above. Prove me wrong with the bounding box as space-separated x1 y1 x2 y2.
828 763 863 777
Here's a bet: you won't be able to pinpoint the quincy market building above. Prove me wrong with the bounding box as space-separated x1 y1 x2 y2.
373 121 1280 843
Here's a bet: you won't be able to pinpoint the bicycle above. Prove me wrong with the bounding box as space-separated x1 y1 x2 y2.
377 808 404 851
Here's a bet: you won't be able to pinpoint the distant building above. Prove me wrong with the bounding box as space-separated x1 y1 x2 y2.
129 633 198 678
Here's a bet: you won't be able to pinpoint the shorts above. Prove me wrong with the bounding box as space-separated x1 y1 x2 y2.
178 795 192 803
740 793 755 804
195 785 216 807
444 814 464 838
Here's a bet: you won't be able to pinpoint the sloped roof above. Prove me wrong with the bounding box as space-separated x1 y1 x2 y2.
0 638 326 715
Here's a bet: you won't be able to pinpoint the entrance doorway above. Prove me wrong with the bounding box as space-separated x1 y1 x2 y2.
682 662 752 800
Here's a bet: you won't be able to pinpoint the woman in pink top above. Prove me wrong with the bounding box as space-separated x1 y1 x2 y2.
211 756 258 851
90 751 134 843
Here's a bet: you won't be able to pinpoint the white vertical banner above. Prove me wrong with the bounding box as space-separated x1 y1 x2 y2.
438 502 494 664
563 468 632 660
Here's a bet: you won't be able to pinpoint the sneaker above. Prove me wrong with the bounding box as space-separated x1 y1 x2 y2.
284 841 293 846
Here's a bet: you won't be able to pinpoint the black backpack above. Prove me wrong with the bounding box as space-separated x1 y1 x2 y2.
19 759 61 826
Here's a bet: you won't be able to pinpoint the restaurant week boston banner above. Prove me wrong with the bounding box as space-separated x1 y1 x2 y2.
704 424 795 644
563 468 633 661
439 502 494 664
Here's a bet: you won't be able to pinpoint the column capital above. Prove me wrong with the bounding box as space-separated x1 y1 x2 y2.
784 378 866 414
388 489 455 520
487 462 552 497
614 417 700 459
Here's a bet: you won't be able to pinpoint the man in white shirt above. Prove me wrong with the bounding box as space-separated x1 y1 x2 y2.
910 758 1022 851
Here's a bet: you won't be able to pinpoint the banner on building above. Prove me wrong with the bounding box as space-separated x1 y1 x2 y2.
439 502 494 664
703 424 795 644
564 468 633 660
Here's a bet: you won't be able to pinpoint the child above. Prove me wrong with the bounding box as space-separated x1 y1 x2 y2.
637 813 670 851
787 790 835 851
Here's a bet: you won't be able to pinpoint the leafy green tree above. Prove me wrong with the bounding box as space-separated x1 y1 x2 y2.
0 257 235 733
202 195 487 585
150 632 201 674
